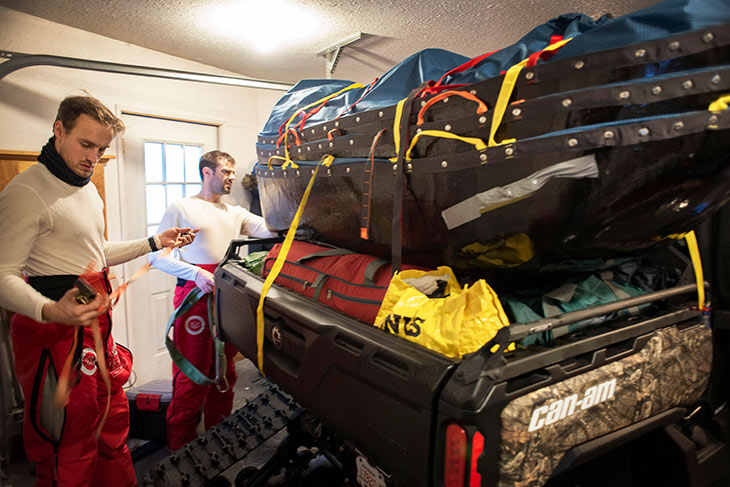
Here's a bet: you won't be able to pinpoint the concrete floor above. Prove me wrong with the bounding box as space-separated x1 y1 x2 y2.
1 357 268 487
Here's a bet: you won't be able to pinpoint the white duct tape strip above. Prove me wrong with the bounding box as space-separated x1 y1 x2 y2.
441 154 599 230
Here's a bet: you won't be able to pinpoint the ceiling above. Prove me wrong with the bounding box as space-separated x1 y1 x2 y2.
0 0 661 86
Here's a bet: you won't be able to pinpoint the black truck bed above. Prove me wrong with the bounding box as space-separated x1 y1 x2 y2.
216 254 714 486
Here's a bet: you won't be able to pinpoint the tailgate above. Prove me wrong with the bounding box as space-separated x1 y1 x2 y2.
215 261 456 486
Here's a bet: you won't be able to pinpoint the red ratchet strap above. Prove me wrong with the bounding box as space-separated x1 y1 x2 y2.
276 128 301 149
526 35 564 67
55 247 174 438
417 90 488 125
360 129 388 240
335 77 379 120
420 50 498 96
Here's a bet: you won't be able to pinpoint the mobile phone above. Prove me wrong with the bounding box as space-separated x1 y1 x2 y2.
75 278 98 305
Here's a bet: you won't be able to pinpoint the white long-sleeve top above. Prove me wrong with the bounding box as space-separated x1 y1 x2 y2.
0 163 151 322
151 196 275 282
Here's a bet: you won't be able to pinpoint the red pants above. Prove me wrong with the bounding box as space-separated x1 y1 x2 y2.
166 264 237 451
11 271 136 487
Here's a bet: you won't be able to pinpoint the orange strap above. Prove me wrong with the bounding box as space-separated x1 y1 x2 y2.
275 128 301 149
417 90 488 125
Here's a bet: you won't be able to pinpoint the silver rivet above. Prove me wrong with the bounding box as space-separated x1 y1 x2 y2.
416 128 422 133
392 164 398 171
711 75 721 85
276 150 280 155
260 151 264 155
619 90 631 100
407 163 413 171
329 142 333 147
335 121 339 127
323 126 327 131
318 144 322 149
349 139 354 145
562 98 572 107
443 98 449 103
420 101 426 107
512 108 522 117
480 154 487 162
634 48 646 58
311 129 315 134
638 127 650 136
301 132 305 137
603 130 614 139
525 71 535 79
441 160 448 168
307 146 311 151
567 138 579 147
444 124 452 131
479 116 487 124
668 41 680 51
469 90 477 95
356 116 360 122
703 32 715 43
651 86 662 95
327 169 331 176
378 111 384 117
264 171 268 176
296 170 300 177
573 60 585 70
297 148 301 153
709 115 719 125
283 171 287 177
311 169 315 175
682 80 694 90
505 147 514 156
673 121 684 131
346 167 351 173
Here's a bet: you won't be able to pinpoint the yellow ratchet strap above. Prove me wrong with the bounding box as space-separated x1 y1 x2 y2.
281 83 364 164
684 231 705 310
488 38 572 147
255 155 335 373
405 130 486 161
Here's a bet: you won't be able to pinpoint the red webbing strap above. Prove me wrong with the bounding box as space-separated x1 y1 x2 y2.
360 129 388 240
421 50 498 96
335 77 379 120
416 90 488 125
278 112 305 136
526 35 564 67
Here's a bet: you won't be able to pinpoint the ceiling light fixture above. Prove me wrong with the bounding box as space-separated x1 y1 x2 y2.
210 0 322 53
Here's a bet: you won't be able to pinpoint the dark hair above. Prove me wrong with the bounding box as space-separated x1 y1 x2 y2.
199 150 235 180
55 96 125 135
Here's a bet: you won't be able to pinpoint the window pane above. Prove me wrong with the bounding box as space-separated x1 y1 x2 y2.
147 225 158 237
165 144 185 182
185 184 202 197
167 184 184 205
184 146 202 183
144 143 163 182
146 185 166 223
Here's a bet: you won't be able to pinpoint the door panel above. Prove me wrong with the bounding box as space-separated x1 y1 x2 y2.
119 113 218 385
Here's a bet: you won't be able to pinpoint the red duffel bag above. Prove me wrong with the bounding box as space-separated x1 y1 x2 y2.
263 240 424 324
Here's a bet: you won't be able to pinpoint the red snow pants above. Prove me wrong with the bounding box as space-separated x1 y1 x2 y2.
166 264 237 452
10 270 136 487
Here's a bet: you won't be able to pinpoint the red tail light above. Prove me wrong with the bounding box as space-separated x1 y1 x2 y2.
444 424 467 487
469 431 484 487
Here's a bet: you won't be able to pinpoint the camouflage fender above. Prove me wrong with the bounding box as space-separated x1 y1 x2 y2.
498 323 712 487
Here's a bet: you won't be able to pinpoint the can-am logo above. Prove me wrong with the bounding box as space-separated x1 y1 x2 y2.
528 378 616 432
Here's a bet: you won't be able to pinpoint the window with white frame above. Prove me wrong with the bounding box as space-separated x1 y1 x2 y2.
144 142 203 236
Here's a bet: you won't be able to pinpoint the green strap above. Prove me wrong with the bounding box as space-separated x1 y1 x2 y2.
165 287 225 387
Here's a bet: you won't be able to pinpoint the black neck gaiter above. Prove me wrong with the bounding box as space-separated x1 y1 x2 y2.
37 136 91 187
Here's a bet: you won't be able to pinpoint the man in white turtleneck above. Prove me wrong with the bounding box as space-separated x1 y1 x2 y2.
151 150 275 451
0 95 194 487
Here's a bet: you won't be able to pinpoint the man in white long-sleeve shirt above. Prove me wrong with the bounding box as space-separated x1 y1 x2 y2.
152 150 275 451
0 95 193 487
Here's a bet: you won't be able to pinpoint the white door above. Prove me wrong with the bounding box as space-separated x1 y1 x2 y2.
118 113 218 386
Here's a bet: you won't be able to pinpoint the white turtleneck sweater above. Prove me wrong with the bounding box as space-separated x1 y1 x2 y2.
0 164 151 322
150 196 275 282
